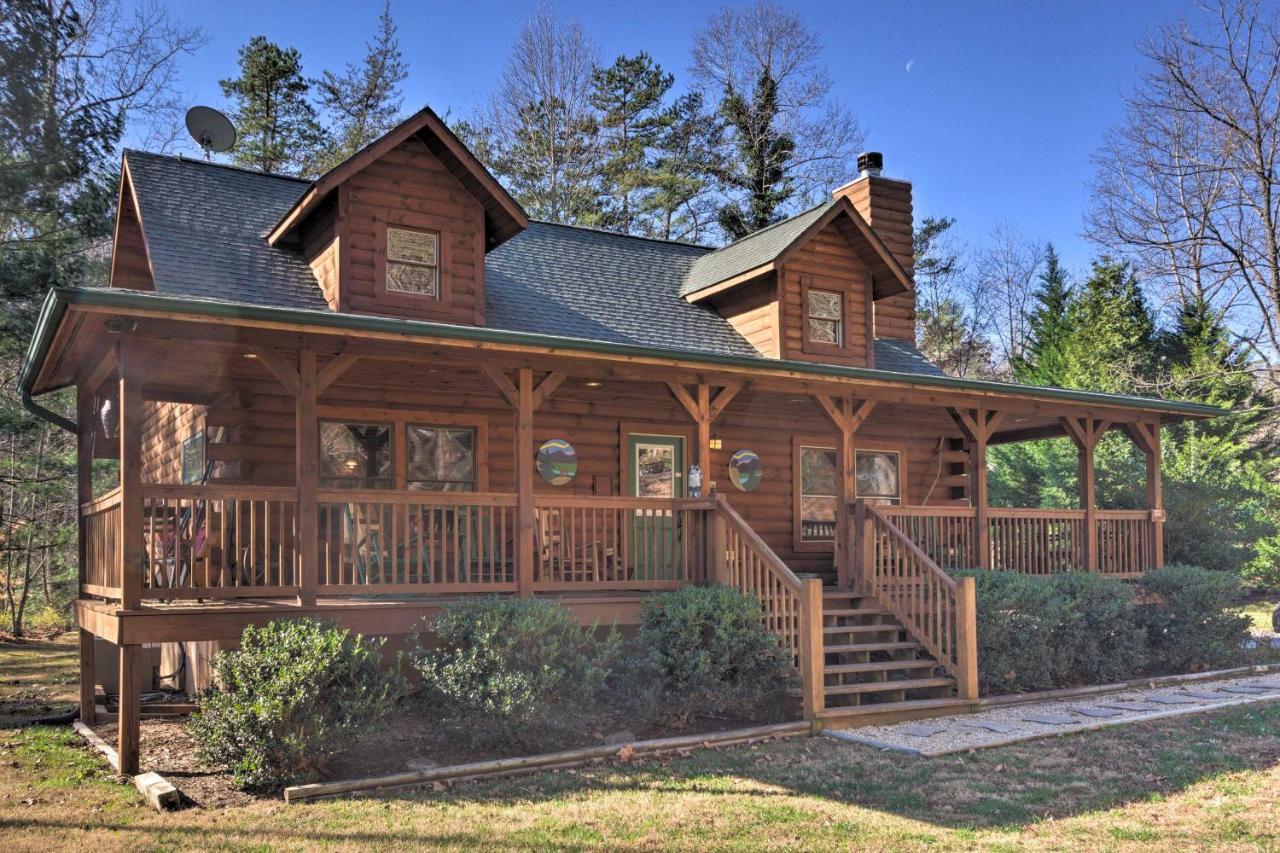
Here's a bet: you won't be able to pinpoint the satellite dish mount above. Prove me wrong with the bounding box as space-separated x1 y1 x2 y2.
185 106 236 159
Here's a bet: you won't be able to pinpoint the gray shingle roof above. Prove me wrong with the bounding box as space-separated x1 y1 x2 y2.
680 201 835 296
121 152 944 374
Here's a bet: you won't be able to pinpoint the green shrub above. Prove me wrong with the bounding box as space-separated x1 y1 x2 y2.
1045 572 1147 684
1138 564 1250 672
191 618 406 791
410 597 621 747
635 585 797 726
958 570 1062 693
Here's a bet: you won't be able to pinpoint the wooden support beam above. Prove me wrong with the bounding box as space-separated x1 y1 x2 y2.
1060 416 1109 571
667 382 745 494
296 350 319 605
798 578 825 721
532 371 567 410
948 407 1005 570
249 346 301 396
955 576 979 701
76 387 93 592
118 643 139 776
118 340 142 609
316 352 360 393
707 383 742 421
516 368 535 596
1123 420 1164 568
79 629 96 726
481 365 519 408
82 346 119 398
813 395 877 587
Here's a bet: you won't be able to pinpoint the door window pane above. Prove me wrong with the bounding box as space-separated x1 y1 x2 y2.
407 425 476 491
800 445 838 542
636 444 675 498
856 450 901 504
320 421 392 489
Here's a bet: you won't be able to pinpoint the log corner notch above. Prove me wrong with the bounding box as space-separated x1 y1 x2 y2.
1121 419 1165 568
482 367 566 595
666 382 743 486
812 394 876 588
1059 415 1110 572
948 407 1005 570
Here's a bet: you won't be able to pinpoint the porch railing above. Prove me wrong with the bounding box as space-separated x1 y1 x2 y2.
81 487 123 598
877 504 1157 576
859 500 978 700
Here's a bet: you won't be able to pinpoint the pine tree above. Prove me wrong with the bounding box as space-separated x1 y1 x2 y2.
1057 258 1155 393
715 69 794 240
589 53 672 234
1012 244 1072 385
647 92 721 242
314 1 408 173
220 36 326 176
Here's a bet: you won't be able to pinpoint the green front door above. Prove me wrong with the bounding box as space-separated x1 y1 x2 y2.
628 434 685 579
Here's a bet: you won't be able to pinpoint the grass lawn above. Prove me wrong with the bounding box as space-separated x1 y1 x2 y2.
1 635 1278 851
1239 599 1277 634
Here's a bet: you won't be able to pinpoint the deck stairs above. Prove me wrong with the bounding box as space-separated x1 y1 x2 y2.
814 586 975 727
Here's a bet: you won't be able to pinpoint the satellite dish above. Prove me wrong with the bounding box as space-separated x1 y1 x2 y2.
185 106 236 158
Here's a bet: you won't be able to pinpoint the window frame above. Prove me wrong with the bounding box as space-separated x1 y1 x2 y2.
375 219 449 308
318 419 395 490
405 423 479 492
800 276 850 357
316 406 488 492
792 437 840 552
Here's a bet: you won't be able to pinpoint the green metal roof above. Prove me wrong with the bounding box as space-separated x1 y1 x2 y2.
20 286 1227 420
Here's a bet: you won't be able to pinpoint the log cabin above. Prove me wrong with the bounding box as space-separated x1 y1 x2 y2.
18 106 1221 773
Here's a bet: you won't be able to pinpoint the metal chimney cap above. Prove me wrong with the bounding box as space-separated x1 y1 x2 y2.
857 151 884 178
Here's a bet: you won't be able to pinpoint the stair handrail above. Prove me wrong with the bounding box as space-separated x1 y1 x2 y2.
712 495 824 720
855 499 979 700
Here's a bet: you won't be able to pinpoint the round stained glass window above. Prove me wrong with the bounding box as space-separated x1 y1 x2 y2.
536 438 578 486
728 449 763 492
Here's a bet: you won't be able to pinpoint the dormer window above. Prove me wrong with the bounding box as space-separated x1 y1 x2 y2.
807 289 843 346
383 225 439 298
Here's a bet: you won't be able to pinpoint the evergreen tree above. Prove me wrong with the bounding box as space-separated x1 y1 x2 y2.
313 1 408 173
220 36 326 176
1012 244 1072 385
1057 258 1155 393
647 92 721 242
589 53 673 234
715 69 794 240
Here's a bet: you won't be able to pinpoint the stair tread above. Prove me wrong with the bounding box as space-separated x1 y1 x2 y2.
822 624 902 635
824 660 938 674
823 608 888 617
817 697 974 719
824 677 954 696
824 641 922 653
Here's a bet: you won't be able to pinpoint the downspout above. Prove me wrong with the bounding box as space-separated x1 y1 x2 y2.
21 386 77 434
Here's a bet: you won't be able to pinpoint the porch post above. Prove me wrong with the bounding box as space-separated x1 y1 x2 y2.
78 629 96 725
1123 420 1164 569
1062 417 1106 572
516 368 535 596
117 339 143 610
813 394 876 588
666 382 742 496
76 386 93 599
949 408 1003 570
296 350 318 605
118 642 139 775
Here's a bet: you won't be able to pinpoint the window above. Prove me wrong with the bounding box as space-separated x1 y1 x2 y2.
180 432 205 485
406 425 476 491
807 289 843 346
384 226 439 297
536 438 577 486
799 445 838 542
320 421 392 489
855 449 901 504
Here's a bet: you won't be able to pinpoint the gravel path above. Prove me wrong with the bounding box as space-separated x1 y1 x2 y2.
825 671 1280 757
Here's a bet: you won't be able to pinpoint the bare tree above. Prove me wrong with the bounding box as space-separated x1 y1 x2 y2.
1088 0 1280 368
691 1 864 213
473 5 602 224
970 223 1044 373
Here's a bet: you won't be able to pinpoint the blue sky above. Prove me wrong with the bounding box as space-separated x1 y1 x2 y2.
155 0 1201 275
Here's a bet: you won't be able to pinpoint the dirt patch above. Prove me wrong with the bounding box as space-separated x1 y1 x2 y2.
93 719 256 809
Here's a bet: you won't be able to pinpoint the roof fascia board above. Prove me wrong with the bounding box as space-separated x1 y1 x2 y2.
108 156 156 289
683 262 776 303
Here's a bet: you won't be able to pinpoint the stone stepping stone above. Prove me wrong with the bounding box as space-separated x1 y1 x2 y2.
1180 689 1226 701
1066 706 1123 718
897 723 947 737
1217 685 1275 695
1097 701 1156 712
1021 713 1078 726
1145 693 1201 705
962 719 1020 734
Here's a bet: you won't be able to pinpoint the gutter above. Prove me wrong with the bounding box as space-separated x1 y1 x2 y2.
19 287 1227 420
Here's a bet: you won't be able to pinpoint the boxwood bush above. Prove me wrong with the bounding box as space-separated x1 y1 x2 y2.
191 618 406 791
634 585 797 726
1137 564 1250 672
409 597 621 747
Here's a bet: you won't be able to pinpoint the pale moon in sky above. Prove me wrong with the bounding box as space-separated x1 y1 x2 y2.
906 59 916 73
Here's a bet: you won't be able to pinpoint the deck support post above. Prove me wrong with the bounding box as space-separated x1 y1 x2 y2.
296 350 319 605
1123 420 1165 569
117 643 139 775
955 576 979 701
949 408 1004 570
1062 416 1108 572
707 499 729 585
798 577 825 722
516 368 535 596
852 499 875 589
79 629 96 725
76 385 93 599
118 339 143 610
813 395 876 588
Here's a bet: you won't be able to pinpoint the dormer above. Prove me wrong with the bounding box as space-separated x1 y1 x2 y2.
681 153 916 368
269 107 527 325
